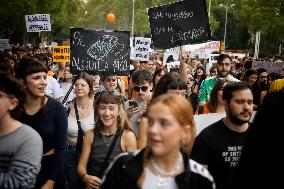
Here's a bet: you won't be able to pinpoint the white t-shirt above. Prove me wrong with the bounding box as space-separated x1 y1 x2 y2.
142 167 178 189
67 110 95 143
45 76 62 99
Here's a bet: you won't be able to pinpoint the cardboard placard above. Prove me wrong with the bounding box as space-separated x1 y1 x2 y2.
25 14 51 32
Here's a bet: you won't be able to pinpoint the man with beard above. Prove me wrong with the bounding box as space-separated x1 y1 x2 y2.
198 54 239 106
191 82 253 189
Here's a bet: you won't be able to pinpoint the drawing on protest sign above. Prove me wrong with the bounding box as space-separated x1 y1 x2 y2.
70 28 130 76
163 51 180 70
132 37 151 61
25 14 51 32
252 61 284 74
52 46 70 63
148 0 211 49
0 39 10 51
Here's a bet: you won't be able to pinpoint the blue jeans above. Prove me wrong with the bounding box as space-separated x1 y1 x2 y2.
64 144 85 189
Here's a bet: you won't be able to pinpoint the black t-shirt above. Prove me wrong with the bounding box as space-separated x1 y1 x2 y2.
191 119 250 189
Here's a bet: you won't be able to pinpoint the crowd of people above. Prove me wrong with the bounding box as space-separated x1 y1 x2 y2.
0 42 284 189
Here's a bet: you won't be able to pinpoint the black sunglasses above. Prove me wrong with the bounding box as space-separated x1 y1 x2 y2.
133 85 148 92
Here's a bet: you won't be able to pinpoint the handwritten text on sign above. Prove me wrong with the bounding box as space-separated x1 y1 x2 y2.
0 39 10 51
133 37 151 61
252 61 284 74
52 46 70 63
25 14 51 32
70 29 130 76
148 0 211 49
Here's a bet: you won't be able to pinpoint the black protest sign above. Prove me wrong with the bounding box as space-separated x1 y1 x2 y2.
70 28 130 76
148 0 211 49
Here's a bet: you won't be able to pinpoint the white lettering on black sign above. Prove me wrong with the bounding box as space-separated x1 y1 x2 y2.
148 0 211 49
70 28 130 76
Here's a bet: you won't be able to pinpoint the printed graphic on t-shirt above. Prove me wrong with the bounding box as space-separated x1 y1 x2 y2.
222 146 243 167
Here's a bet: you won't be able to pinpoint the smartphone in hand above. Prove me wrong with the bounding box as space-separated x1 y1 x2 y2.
129 100 138 108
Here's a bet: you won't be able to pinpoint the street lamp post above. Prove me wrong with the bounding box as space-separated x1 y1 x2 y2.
220 4 235 51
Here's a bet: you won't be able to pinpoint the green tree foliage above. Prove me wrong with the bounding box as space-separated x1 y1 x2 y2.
0 0 283 55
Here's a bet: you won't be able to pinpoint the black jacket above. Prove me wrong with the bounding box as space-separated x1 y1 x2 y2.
101 149 216 189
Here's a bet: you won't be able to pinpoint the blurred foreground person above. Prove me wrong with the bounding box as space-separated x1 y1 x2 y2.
101 94 215 189
234 89 284 189
0 73 42 189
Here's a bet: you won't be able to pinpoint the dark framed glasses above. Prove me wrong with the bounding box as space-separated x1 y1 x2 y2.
133 85 148 92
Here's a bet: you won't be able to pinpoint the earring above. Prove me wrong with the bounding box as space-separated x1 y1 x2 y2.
117 116 121 123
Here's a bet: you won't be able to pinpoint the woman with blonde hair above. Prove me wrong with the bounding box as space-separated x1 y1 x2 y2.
101 94 215 189
77 91 137 189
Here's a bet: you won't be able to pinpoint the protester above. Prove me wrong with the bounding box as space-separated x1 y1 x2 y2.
152 66 167 91
234 89 284 189
152 72 187 98
193 65 207 94
60 65 75 106
125 69 153 136
98 74 120 97
198 54 239 106
252 68 268 108
209 65 218 77
269 77 284 92
64 72 95 189
195 79 228 114
77 91 137 189
241 68 258 87
15 57 68 189
186 72 198 113
191 82 253 189
138 72 188 149
101 94 215 189
0 73 42 189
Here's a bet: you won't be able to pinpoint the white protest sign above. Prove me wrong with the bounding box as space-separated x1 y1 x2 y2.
182 41 220 58
25 14 51 32
252 61 284 74
163 51 180 70
132 37 151 61
206 54 220 74
0 39 10 51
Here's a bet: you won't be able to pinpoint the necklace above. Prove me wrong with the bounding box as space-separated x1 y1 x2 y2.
102 133 116 148
76 103 90 110
150 152 182 188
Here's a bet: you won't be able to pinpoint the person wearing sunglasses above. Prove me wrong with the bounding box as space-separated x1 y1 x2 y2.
125 70 153 136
